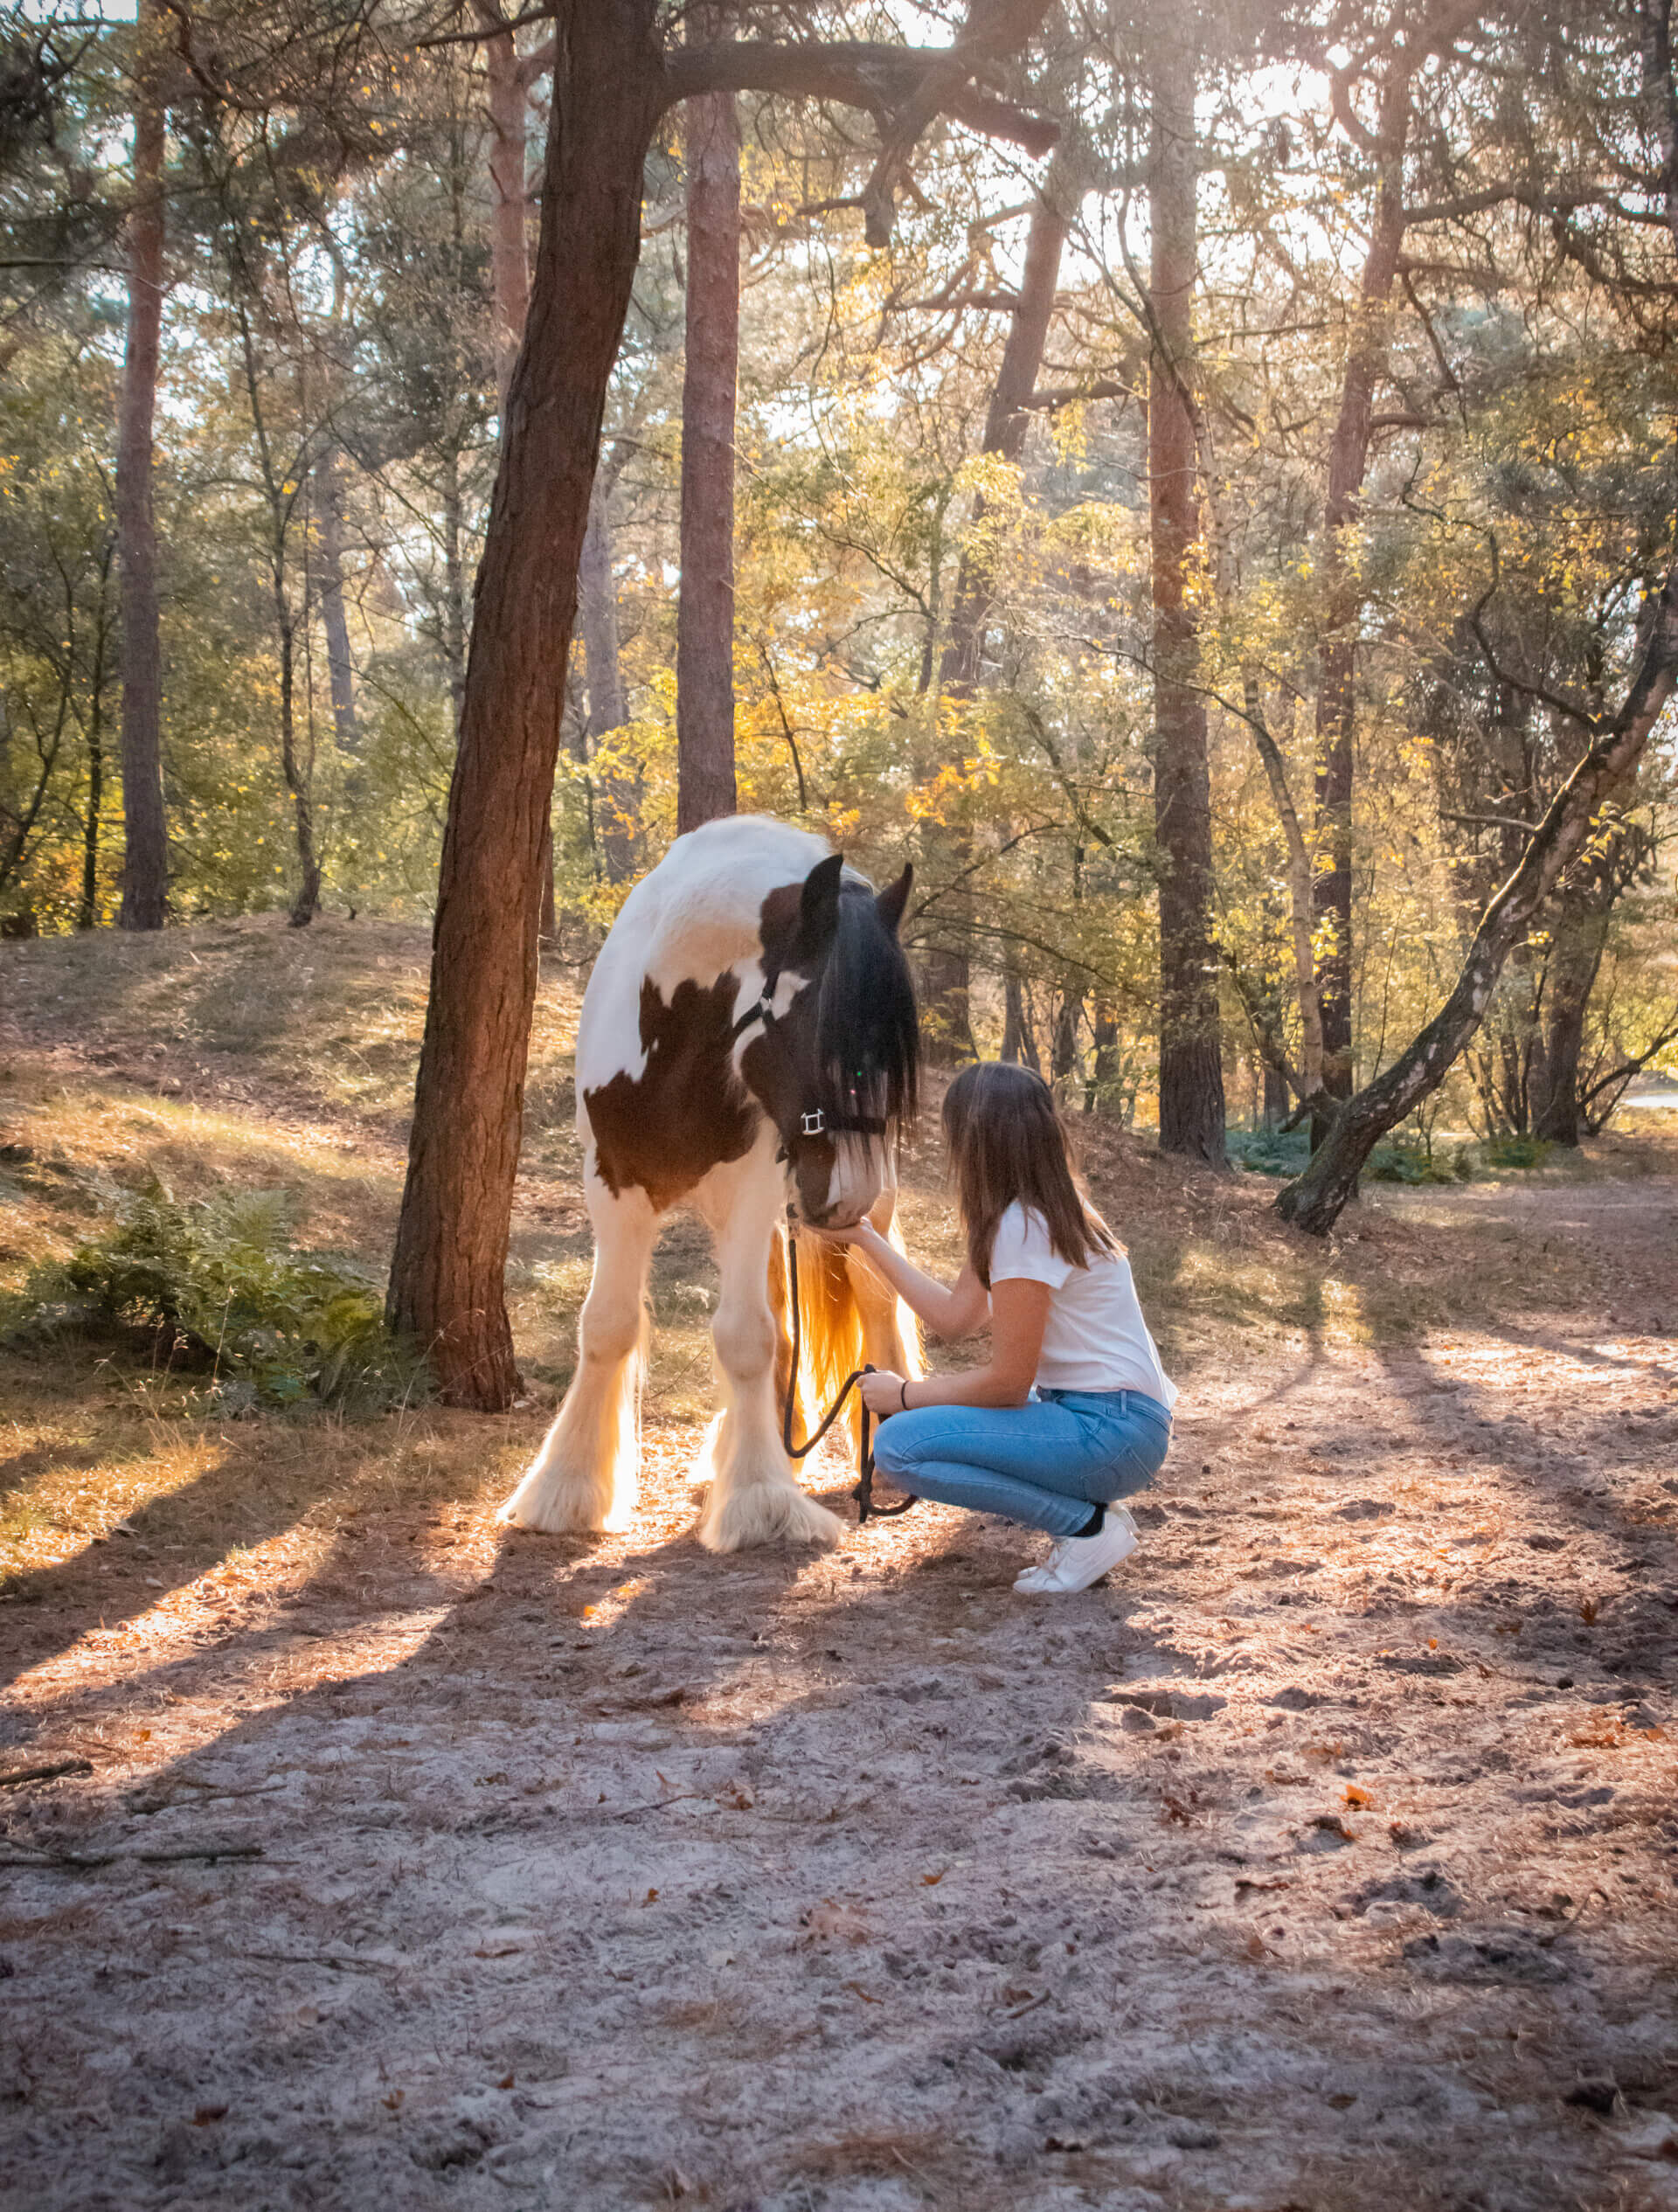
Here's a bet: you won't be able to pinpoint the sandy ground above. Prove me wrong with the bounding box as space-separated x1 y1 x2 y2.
2 1191 1675 2211
2 925 1676 2211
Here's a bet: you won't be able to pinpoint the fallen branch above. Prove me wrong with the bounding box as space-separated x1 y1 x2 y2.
0 1841 265 1869
0 1758 94 1790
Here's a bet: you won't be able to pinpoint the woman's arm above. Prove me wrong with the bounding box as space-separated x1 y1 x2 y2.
808 1220 988 1340
858 1277 1049 1416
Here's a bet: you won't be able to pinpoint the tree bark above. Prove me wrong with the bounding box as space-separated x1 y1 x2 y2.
1530 902 1610 1145
1087 1006 1120 1114
387 0 666 1408
1245 674 1323 1096
1148 38 1224 1165
675 36 741 835
1001 957 1042 1072
116 0 168 933
315 447 357 753
274 575 321 928
930 153 1074 1060
1277 565 1678 1232
1310 53 1412 1137
77 544 115 930
480 0 533 415
579 478 637 883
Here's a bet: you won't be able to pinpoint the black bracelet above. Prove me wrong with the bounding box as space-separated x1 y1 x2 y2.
899 1378 911 1411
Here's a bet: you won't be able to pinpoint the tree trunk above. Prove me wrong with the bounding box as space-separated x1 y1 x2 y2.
315 447 358 753
1310 56 1412 1138
1531 905 1609 1145
1001 957 1042 1072
116 0 168 933
929 156 1074 1063
1277 565 1678 1233
482 0 533 415
387 0 664 1408
440 451 468 733
1148 38 1224 1165
79 543 114 931
1051 986 1081 1086
675 41 740 835
274 581 322 928
1087 1006 1120 1114
1263 1058 1291 1131
1245 675 1322 1095
579 477 636 882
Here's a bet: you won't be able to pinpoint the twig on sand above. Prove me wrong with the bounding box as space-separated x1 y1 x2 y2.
0 1758 94 1790
234 1949 399 1976
0 1842 266 1869
582 1792 703 1822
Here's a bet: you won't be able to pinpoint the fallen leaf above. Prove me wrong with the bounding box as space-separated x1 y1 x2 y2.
1579 1597 1600 1625
1343 1784 1374 1809
1243 1933 1267 1961
498 2071 516 2091
921 1869 946 1886
644 1887 659 1903
382 2091 404 2112
191 2105 227 2126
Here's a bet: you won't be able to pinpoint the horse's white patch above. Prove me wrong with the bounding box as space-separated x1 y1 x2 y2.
573 815 834 1114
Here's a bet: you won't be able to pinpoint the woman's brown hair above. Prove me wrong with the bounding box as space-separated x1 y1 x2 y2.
942 1061 1120 1287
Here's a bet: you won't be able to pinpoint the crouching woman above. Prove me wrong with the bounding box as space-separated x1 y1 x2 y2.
816 1061 1175 1594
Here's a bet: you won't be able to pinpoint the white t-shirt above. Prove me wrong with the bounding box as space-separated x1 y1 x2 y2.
988 1202 1177 1408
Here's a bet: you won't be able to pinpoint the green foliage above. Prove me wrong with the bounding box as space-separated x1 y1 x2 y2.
3 1182 431 1415
1228 1127 1311 1177
1475 1134 1556 1172
1232 1124 1472 1184
1365 1131 1471 1185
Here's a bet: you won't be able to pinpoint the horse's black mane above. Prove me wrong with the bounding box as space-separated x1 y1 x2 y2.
814 884 919 1128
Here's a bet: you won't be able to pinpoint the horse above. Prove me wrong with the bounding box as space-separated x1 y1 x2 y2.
499 815 925 1551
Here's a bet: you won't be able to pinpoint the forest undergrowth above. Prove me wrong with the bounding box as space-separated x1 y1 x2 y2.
2 920 1676 2212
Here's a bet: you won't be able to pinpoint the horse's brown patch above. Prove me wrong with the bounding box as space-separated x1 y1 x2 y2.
586 974 759 1212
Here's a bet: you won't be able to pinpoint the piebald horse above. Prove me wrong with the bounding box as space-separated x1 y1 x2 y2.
501 815 924 1550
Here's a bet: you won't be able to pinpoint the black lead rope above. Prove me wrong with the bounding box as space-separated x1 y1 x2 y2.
781 1222 916 1525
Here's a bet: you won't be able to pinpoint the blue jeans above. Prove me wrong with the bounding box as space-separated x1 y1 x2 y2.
871 1386 1173 1538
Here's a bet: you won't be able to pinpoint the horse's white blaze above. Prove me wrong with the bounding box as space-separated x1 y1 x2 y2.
822 1131 887 1228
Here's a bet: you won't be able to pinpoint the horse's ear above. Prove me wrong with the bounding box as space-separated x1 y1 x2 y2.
875 863 912 939
796 853 845 956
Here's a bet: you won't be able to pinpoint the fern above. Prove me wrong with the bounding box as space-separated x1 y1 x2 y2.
3 1180 432 1416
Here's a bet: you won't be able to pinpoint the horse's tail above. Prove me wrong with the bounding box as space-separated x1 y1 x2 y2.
769 1202 926 1461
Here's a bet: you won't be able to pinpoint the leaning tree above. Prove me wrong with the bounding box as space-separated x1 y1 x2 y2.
386 0 1058 1406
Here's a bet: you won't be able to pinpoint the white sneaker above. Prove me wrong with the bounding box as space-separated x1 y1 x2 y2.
1013 1506 1139 1595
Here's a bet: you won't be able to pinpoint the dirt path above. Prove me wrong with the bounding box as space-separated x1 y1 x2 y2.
3 1154 1676 2212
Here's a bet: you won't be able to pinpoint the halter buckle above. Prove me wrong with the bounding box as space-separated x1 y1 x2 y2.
800 1108 827 1138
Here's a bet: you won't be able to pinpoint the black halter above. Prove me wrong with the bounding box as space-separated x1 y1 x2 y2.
729 973 889 1151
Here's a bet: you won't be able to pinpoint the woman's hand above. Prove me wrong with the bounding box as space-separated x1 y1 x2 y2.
802 1218 877 1252
859 1368 908 1417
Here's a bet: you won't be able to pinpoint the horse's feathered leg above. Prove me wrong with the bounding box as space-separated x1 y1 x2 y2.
693 1139 842 1552
499 1161 655 1535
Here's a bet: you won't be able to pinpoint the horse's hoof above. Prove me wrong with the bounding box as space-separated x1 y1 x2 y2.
497 1463 633 1535
696 1484 842 1553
